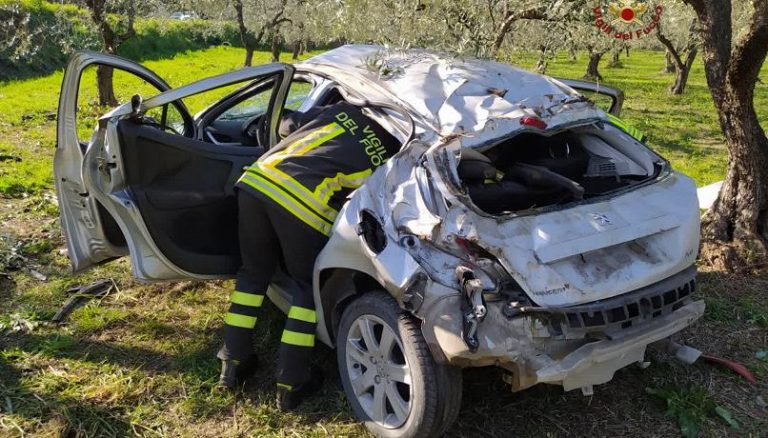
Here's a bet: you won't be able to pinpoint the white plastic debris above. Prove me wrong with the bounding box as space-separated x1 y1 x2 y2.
697 181 723 210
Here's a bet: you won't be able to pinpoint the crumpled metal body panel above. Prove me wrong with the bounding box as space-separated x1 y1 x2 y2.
429 171 700 307
300 45 604 149
312 44 703 389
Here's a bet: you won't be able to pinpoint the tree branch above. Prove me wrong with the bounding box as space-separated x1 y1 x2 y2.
656 25 684 70
116 0 136 43
681 0 731 91
727 0 768 87
491 7 549 57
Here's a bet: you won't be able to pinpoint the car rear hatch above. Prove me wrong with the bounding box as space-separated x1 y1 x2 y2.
424 124 701 307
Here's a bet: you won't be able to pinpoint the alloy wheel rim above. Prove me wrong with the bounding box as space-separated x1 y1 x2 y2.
345 314 412 428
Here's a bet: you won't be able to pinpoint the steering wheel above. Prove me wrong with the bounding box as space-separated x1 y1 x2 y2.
241 113 266 146
241 109 296 148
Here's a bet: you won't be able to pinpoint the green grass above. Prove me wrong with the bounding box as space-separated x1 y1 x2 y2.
0 46 321 197
0 0 242 81
646 385 740 437
2 47 767 198
1 48 767 437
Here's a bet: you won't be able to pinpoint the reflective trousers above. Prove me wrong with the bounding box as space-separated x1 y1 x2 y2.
218 189 328 390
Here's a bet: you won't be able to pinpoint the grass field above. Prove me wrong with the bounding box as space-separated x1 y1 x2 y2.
1 46 767 437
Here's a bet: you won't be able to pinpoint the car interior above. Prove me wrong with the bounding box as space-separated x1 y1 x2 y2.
113 74 349 275
459 127 660 215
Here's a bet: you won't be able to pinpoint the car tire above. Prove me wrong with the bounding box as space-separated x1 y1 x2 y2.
337 291 462 438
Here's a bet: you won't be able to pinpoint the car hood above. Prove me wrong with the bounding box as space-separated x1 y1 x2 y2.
300 44 604 149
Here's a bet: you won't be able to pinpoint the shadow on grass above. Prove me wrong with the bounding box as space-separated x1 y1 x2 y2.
0 309 358 432
0 354 134 436
0 275 17 302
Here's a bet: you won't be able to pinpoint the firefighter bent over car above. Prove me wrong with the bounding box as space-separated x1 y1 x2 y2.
216 102 400 410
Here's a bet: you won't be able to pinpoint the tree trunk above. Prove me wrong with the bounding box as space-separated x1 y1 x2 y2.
96 42 119 106
535 45 547 74
681 0 768 270
270 31 281 62
703 88 768 268
584 51 604 81
664 50 676 73
607 49 622 68
568 47 577 62
670 47 697 94
244 47 254 66
96 65 118 106
657 27 696 94
85 0 132 107
291 40 301 60
234 0 264 67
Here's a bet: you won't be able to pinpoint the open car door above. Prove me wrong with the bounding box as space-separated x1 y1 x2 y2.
55 52 192 273
56 52 295 281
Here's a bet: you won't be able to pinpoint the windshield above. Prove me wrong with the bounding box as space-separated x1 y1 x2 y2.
217 80 312 121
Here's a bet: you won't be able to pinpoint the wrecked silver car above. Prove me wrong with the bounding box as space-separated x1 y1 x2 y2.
55 45 704 437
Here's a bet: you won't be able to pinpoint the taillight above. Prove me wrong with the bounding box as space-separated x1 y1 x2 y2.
520 116 547 129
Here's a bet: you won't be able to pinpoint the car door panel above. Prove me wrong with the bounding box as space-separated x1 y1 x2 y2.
117 120 262 274
85 63 295 281
55 51 187 273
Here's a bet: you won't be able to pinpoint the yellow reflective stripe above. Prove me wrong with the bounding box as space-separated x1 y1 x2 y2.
245 123 345 222
291 123 344 156
281 330 315 347
264 123 344 164
288 306 317 323
606 113 623 125
239 173 331 235
277 382 293 391
282 122 341 155
247 165 338 221
225 312 257 328
607 115 628 131
606 114 644 141
230 291 264 307
314 168 373 205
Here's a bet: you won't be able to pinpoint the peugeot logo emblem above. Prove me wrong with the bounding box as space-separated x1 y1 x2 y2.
591 213 612 225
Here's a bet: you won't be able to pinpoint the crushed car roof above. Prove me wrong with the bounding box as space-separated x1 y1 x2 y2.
300 44 605 148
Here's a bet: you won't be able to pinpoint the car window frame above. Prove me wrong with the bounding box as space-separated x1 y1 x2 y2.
207 77 279 123
195 74 317 139
102 63 296 148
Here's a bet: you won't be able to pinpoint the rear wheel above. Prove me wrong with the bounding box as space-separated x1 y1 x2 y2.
337 291 462 438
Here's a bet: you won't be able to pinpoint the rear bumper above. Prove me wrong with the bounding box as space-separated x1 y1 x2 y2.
535 299 704 390
420 280 704 391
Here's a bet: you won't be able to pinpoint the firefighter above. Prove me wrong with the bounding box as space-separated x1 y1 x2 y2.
216 102 401 410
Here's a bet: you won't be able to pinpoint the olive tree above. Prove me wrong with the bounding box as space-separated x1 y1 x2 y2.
655 1 698 94
681 0 768 270
231 0 290 66
80 0 148 105
315 0 579 60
